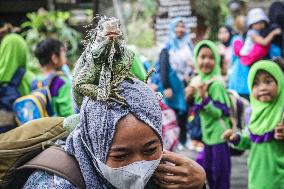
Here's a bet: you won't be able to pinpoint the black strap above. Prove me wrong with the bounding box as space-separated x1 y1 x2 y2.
17 146 86 189
10 68 26 87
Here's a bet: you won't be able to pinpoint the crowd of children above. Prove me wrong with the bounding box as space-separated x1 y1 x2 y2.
0 3 284 189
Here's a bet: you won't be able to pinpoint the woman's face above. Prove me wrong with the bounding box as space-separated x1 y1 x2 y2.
218 27 230 43
252 71 278 102
175 21 186 39
106 114 162 168
197 47 216 74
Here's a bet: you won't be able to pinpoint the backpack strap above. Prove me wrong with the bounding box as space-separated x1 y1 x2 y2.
17 146 85 189
45 71 65 87
10 68 26 87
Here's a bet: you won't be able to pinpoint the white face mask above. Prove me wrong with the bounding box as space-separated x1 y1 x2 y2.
95 156 161 189
81 136 161 189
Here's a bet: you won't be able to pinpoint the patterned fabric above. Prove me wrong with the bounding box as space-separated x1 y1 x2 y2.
24 79 162 188
23 171 75 189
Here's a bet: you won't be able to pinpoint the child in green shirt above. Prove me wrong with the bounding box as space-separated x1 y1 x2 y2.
223 60 284 189
34 38 74 117
186 40 232 189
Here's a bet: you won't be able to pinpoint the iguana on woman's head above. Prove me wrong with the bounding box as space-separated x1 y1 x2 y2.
72 16 135 109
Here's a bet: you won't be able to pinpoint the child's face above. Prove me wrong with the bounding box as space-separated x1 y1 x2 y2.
197 47 215 74
52 47 67 69
252 71 278 102
251 21 265 31
218 27 230 43
175 21 186 39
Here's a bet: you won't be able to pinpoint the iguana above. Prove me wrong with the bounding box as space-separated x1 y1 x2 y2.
72 16 135 109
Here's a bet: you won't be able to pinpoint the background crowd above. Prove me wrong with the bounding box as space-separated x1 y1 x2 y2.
0 1 284 189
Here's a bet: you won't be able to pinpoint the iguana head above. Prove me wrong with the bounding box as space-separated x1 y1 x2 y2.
87 16 132 62
95 16 122 42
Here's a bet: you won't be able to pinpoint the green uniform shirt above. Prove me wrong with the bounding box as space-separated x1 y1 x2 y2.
235 136 284 189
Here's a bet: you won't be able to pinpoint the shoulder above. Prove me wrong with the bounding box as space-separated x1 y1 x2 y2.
50 74 71 96
23 170 75 188
22 70 36 83
209 80 226 93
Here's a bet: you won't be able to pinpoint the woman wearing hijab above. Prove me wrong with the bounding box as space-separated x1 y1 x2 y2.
0 32 35 131
217 25 234 69
0 33 34 96
23 78 206 189
159 17 195 147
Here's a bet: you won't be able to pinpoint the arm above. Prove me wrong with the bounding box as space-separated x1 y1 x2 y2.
160 49 171 89
200 82 231 119
222 129 251 150
251 28 281 46
235 133 251 150
73 57 99 99
19 71 35 96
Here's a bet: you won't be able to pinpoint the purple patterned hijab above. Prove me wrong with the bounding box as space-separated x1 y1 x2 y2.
65 79 162 188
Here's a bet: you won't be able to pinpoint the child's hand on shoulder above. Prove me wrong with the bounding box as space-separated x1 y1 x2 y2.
274 123 284 140
272 28 282 36
222 129 239 142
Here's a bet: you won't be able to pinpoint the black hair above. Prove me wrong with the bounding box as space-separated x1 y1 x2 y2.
197 44 210 55
35 38 64 66
220 55 225 68
219 25 234 47
250 20 268 29
272 57 284 72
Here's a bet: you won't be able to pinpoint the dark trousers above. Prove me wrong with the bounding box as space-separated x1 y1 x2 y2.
203 143 231 189
173 109 187 145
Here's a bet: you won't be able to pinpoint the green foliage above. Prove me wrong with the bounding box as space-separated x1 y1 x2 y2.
127 19 155 47
21 10 82 73
195 0 229 40
123 0 157 47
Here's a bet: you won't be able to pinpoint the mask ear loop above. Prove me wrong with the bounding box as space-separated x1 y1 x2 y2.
80 134 116 189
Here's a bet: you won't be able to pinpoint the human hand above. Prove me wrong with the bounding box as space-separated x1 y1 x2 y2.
272 28 282 36
164 88 173 99
153 150 206 189
274 123 284 140
197 83 208 99
150 84 158 92
222 129 239 142
185 86 195 98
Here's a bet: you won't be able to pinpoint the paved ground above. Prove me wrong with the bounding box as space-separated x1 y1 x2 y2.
177 148 248 189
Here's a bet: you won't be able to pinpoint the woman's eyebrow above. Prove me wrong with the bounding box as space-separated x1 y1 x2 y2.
109 146 130 152
144 139 160 147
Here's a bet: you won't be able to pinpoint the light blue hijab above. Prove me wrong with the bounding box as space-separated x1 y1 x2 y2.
167 17 194 51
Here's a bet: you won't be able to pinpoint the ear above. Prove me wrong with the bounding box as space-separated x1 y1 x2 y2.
51 54 59 65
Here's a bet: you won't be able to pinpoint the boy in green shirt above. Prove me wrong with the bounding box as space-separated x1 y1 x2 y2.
34 38 74 117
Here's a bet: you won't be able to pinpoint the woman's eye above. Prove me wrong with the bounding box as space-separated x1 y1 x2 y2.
144 147 157 155
110 154 128 161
